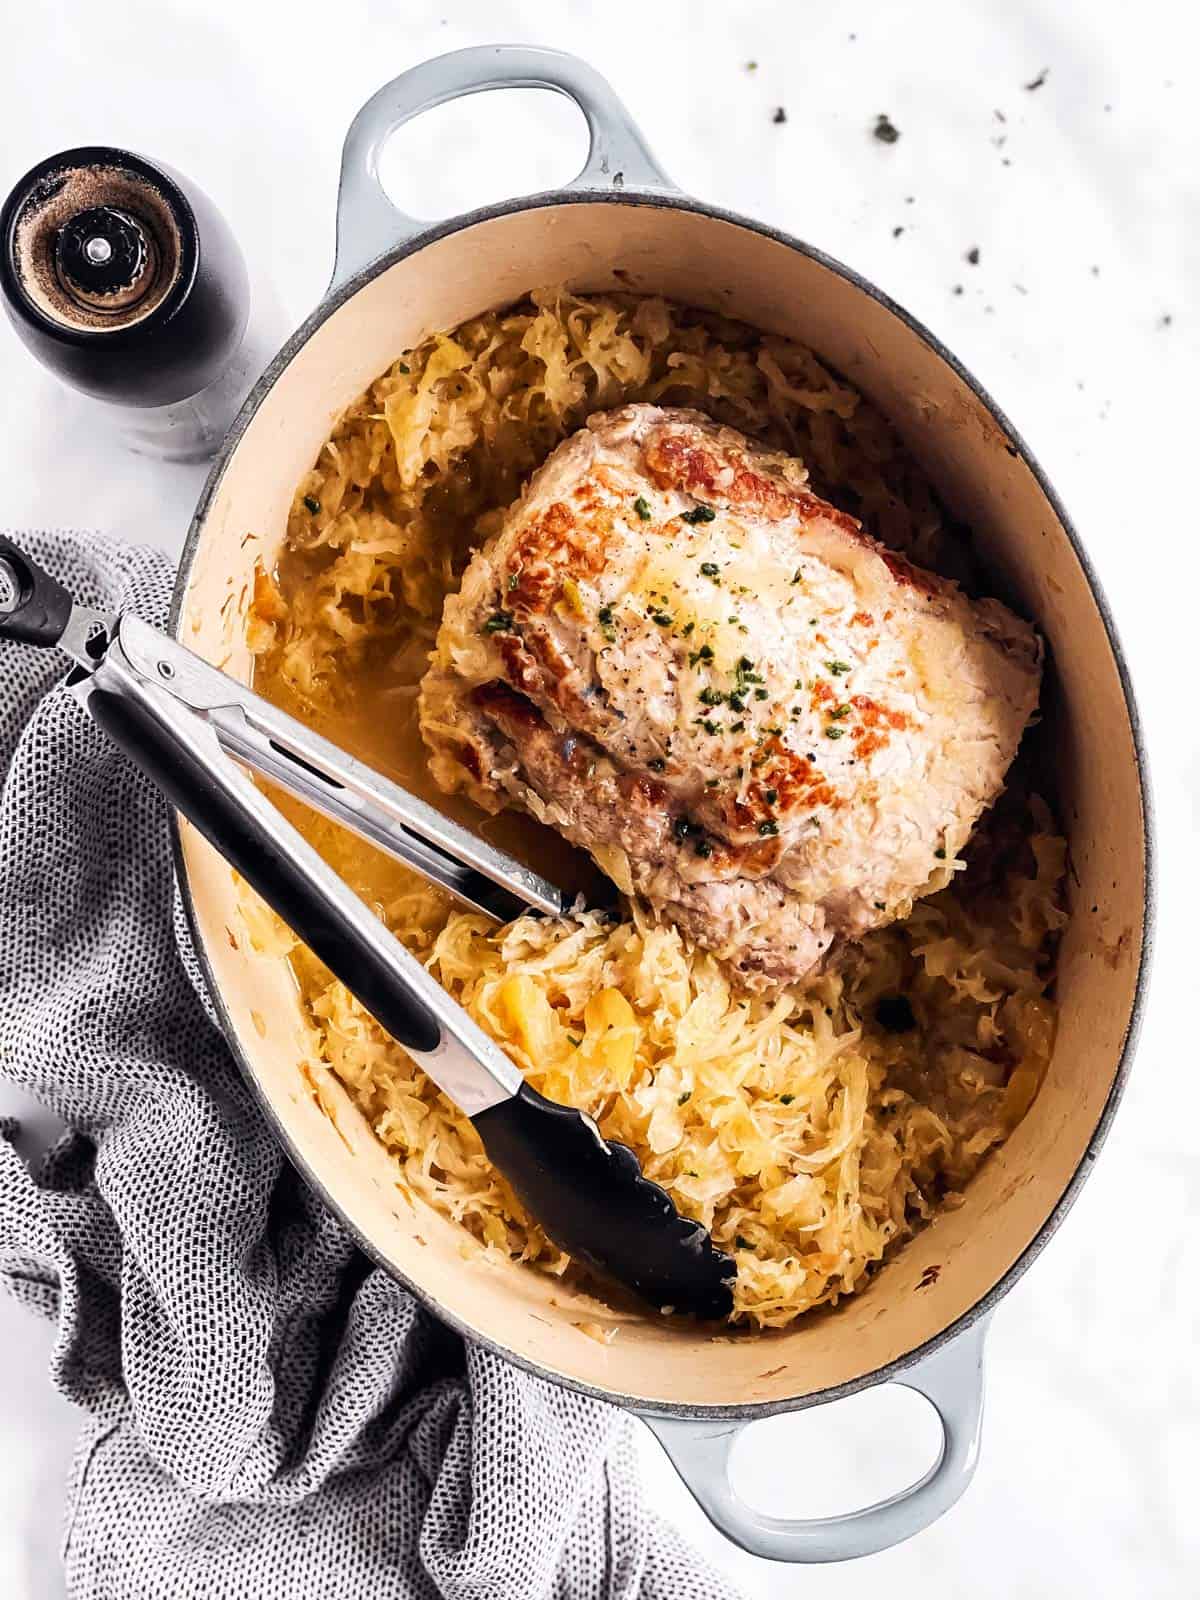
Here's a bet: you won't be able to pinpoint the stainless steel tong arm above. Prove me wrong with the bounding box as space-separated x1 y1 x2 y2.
114 615 571 923
82 628 523 1116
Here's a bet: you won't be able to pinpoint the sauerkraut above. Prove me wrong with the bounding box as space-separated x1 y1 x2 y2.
247 290 1067 1328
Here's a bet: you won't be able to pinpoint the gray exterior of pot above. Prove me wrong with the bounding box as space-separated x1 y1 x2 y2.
169 46 1154 1563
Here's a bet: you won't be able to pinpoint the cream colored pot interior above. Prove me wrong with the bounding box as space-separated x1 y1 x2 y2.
177 202 1144 1410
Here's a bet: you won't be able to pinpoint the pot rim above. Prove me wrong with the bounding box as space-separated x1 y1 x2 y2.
170 186 1155 1421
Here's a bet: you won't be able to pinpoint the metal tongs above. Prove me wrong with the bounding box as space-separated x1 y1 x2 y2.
0 536 734 1319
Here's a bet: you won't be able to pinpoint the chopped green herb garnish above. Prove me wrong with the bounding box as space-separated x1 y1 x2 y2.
397 361 411 374
730 720 745 733
507 570 520 591
935 847 947 860
483 610 514 634
779 1093 795 1105
681 620 695 636
700 561 721 577
735 1234 751 1250
695 837 713 858
673 817 693 842
688 643 715 666
827 660 851 675
874 901 886 911
764 787 778 805
830 704 851 720
701 719 721 736
825 726 846 739
681 503 716 524
754 687 768 701
647 757 666 772
651 612 673 627
634 495 652 520
699 687 726 707
678 1090 692 1105
758 819 780 836
302 496 320 515
728 692 746 712
598 604 614 623
791 568 803 584
705 776 719 787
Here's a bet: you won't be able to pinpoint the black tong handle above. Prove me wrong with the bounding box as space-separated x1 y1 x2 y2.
88 685 443 1055
0 535 73 648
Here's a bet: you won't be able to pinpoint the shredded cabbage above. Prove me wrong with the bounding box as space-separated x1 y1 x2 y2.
246 290 1066 1328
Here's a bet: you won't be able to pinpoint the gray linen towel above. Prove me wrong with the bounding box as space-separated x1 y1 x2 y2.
0 530 740 1600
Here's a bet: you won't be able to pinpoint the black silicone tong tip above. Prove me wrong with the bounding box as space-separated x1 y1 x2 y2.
473 1083 736 1320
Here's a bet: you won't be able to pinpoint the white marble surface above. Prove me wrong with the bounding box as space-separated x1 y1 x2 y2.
0 2 1196 1595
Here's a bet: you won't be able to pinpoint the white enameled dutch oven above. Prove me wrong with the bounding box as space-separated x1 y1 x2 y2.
170 46 1152 1562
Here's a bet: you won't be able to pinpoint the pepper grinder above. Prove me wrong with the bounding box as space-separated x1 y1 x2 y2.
0 146 284 461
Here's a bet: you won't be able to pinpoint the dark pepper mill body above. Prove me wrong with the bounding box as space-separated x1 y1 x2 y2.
1 147 279 461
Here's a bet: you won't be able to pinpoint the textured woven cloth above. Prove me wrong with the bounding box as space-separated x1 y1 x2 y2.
0 530 739 1600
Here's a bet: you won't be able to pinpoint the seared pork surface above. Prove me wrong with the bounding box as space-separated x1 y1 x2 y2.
419 404 1041 989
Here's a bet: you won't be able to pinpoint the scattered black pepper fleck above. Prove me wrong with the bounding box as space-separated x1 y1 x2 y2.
892 225 904 238
780 1093 795 1105
647 757 666 772
302 496 320 515
695 838 713 859
952 284 964 296
678 1090 692 1105
966 246 980 265
1159 313 1173 329
873 112 901 144
1024 67 1049 91
772 106 788 125
735 1235 751 1250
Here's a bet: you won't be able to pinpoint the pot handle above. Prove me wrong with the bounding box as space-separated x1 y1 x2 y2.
332 45 675 289
642 1315 989 1563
